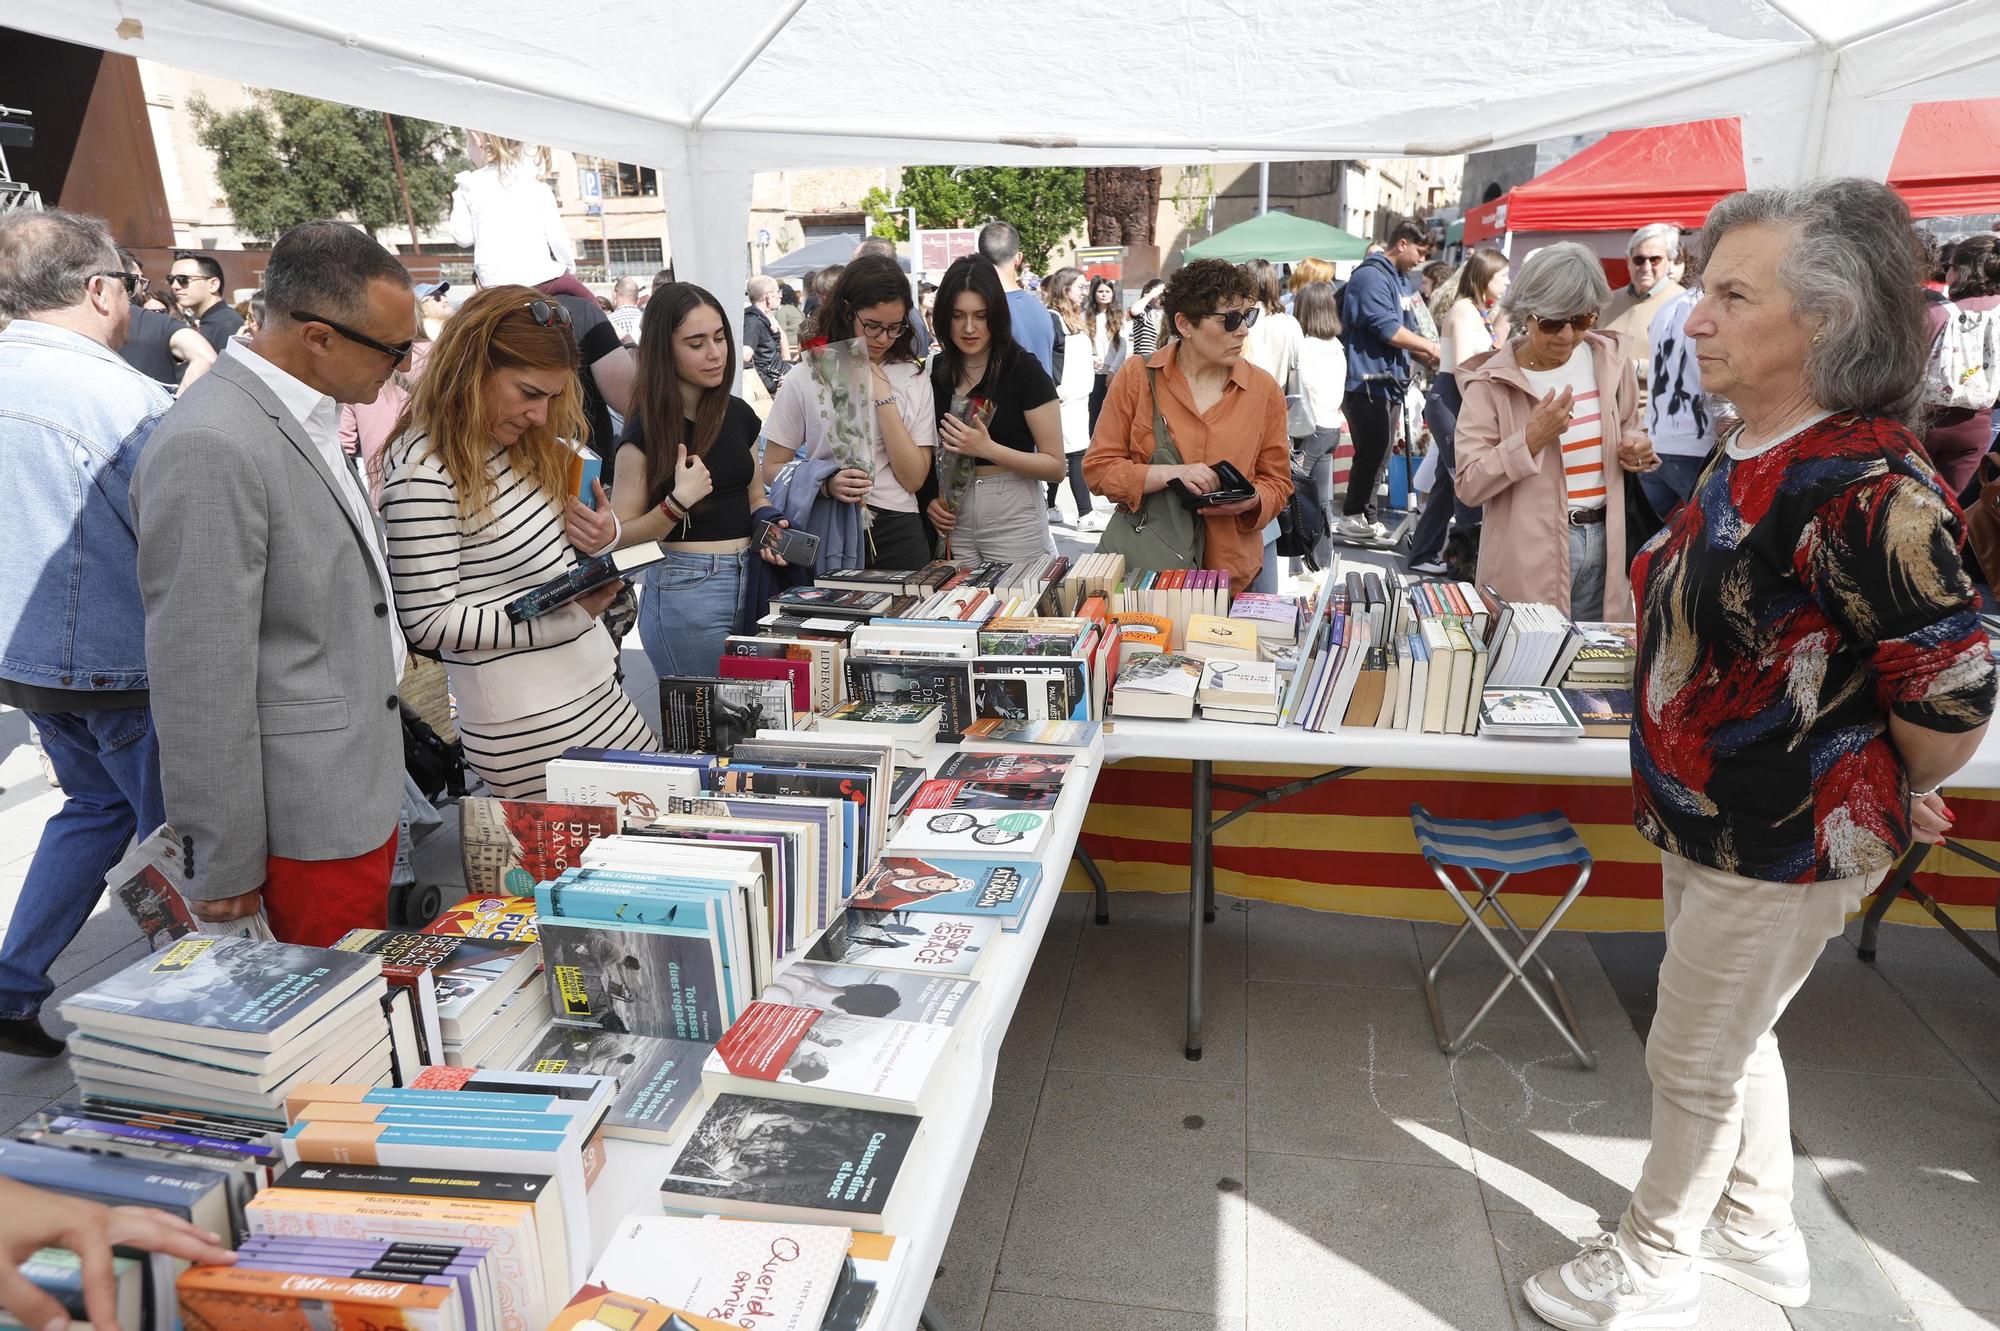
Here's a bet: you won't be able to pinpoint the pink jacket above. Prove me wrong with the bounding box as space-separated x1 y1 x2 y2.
1453 330 1646 621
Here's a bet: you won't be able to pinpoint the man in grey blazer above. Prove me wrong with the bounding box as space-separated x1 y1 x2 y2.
132 221 417 946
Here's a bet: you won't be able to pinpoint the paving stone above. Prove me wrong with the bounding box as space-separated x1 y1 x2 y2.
1245 900 1423 990
1048 924 1246 1083
981 1292 1242 1331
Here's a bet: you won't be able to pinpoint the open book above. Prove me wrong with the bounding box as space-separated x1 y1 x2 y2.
505 541 668 623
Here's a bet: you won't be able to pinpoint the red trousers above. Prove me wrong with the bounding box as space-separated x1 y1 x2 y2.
263 828 396 947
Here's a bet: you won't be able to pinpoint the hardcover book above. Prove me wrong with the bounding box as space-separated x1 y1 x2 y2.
1562 685 1635 738
459 798 619 896
658 1093 918 1227
849 856 1041 930
703 1001 953 1114
803 910 994 977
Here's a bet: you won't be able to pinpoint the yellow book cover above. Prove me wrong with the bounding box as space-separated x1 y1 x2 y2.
1184 614 1255 655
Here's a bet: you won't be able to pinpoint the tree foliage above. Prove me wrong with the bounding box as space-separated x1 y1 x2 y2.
191 90 466 242
862 165 1086 272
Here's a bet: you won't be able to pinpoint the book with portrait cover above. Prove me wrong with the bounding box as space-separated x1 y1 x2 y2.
932 750 1073 791
848 856 1042 931
658 1093 919 1227
512 1025 707 1145
658 676 795 756
56 937 383 1053
802 910 993 977
702 1001 953 1115
459 797 619 896
842 655 975 741
906 777 1057 813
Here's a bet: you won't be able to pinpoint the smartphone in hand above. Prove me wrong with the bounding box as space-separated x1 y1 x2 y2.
756 519 822 567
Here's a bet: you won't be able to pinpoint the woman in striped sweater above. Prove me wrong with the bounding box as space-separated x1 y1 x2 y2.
380 285 657 798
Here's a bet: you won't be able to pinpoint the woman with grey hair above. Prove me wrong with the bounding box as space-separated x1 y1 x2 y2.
1523 179 1996 1331
1453 241 1657 619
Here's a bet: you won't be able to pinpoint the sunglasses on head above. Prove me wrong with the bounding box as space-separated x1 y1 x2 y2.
1534 311 1598 335
524 298 573 330
291 309 415 363
1204 306 1261 334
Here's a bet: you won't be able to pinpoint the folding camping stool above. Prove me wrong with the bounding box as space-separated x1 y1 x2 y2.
1410 805 1597 1069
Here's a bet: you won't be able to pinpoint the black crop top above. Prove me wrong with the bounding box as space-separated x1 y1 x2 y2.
930 350 1059 453
622 396 760 542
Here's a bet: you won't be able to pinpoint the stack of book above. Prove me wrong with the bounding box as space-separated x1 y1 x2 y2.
1110 651 1205 720
1197 658 1282 725
1059 551 1127 613
1113 569 1230 648
815 699 942 763
178 1235 502 1330
330 928 545 1073
1182 612 1260 663
1109 610 1171 655
56 937 390 1126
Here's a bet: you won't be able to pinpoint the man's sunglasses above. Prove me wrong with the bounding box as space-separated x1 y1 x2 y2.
1629 255 1670 268
291 310 414 363
1204 306 1261 334
165 273 210 288
90 271 143 299
1534 311 1599 335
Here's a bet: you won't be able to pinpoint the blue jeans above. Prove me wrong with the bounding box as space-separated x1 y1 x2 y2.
1568 521 1608 622
0 705 163 1019
638 549 750 681
1639 453 1710 520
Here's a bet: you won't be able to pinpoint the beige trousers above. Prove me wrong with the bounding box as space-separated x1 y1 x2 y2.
1617 850 1881 1277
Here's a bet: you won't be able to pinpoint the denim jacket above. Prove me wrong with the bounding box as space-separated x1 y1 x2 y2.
0 320 170 691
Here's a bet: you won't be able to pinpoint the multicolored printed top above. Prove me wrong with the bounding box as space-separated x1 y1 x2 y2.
1629 412 1996 882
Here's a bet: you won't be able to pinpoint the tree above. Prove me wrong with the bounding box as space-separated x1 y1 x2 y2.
1084 167 1161 246
861 165 1085 272
191 90 466 243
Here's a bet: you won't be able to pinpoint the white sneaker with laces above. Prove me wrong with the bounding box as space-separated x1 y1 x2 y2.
1698 1222 1810 1306
1078 511 1107 532
1523 1235 1702 1331
1334 515 1377 541
1408 557 1449 576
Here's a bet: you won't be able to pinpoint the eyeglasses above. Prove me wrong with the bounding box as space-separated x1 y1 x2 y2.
524 298 573 330
1533 311 1598 335
1629 255 1669 268
291 309 414 363
858 317 907 339
165 273 207 288
89 271 142 299
1204 306 1261 334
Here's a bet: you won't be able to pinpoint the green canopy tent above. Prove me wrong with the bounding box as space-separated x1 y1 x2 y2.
1182 210 1370 263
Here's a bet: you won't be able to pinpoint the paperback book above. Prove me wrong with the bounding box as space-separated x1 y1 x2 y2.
658 1093 918 1227
459 798 619 896
513 1025 707 1145
703 1001 953 1114
658 677 794 756
803 910 994 977
758 963 977 1028
848 856 1042 930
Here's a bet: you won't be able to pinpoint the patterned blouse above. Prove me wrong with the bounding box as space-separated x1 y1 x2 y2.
1629 412 1996 882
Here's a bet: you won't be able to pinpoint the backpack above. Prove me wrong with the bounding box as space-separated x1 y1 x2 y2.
1925 298 2000 410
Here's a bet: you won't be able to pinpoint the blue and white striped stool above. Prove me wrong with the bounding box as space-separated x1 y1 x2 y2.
1410 805 1597 1069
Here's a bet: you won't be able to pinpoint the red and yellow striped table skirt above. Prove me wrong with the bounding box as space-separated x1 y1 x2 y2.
1061 758 2000 932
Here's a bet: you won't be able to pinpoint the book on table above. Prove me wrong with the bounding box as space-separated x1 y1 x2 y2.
958 717 1101 753
458 797 620 896
848 855 1042 931
804 909 995 977
175 1262 465 1331
702 1000 954 1115
1110 651 1203 719
1196 658 1279 717
658 676 795 756
1182 612 1259 661
512 1024 708 1145
887 794 1056 861
1477 684 1586 739
543 756 702 829
814 698 941 759
330 929 540 1051
548 1287 740 1331
932 749 1072 790
420 894 539 944
758 962 978 1028
1561 685 1634 738
586 1214 852 1331
657 1092 919 1229
1229 591 1301 643
203 1235 497 1331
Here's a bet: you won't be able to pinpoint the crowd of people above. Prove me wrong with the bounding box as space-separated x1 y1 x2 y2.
4 156 2000 1331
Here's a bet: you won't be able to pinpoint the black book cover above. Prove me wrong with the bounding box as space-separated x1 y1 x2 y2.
539 919 725 1043
933 751 1072 790
844 656 974 740
272 1160 554 1205
515 1025 704 1138
658 676 793 756
660 1092 917 1217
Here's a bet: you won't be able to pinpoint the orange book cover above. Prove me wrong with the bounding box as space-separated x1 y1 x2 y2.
549 1288 736 1331
422 894 540 943
178 1264 451 1331
283 1082 372 1122
290 1119 389 1162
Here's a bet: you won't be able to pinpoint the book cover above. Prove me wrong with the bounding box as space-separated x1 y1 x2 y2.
821 699 941 729
176 1264 457 1329
1563 685 1635 737
544 757 703 827
550 1288 738 1331
906 777 1057 813
459 798 619 896
514 1025 706 1144
803 911 993 976
887 798 1052 859
958 717 1100 751
1478 685 1584 737
718 654 813 713
1114 652 1202 698
538 920 725 1044
842 656 974 741
659 677 795 756
585 1215 851 1331
659 1093 917 1224
704 1002 951 1114
506 542 665 624
57 937 382 1052
420 895 539 944
758 963 976 1028
331 930 537 1037
849 856 1041 927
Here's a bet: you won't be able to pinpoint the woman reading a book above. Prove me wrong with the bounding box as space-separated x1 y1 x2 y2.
758 255 936 570
380 286 658 799
924 257 1066 561
613 283 791 680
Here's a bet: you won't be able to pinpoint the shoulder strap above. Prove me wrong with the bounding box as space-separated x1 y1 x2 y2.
1146 366 1176 464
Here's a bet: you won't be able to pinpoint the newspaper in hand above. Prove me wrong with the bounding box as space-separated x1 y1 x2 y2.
801 335 880 528
106 824 276 949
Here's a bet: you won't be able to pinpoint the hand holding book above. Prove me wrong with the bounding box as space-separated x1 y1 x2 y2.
564 478 618 554
0 1177 236 1331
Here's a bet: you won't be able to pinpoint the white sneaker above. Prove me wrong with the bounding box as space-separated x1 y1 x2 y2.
1077 511 1107 532
1523 1235 1702 1331
1408 557 1449 576
1334 515 1377 541
1698 1222 1810 1307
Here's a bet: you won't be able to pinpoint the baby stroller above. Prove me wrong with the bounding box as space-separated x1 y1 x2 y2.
392 655 472 927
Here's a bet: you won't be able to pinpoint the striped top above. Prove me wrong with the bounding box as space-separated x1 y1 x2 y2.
379 434 615 726
1522 356 1606 510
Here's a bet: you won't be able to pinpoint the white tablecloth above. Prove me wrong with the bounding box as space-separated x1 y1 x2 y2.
583 741 1105 1331
1100 718 2000 788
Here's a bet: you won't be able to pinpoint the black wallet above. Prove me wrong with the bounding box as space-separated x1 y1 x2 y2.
1168 460 1256 509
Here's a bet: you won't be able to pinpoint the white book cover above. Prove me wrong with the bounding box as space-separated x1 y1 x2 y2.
545 758 701 827
588 1214 851 1331
804 910 996 977
887 801 1054 860
703 1001 953 1113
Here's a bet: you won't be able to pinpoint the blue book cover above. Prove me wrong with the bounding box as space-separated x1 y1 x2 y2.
0 1137 227 1212
848 856 1043 931
284 1121 570 1153
560 746 716 773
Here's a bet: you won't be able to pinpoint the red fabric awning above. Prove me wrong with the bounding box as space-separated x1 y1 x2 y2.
1889 99 2000 218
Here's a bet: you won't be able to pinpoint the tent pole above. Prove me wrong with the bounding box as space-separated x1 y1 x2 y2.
1258 162 1269 216
1801 48 1840 178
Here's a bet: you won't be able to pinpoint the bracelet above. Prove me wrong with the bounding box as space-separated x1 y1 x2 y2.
659 494 686 522
873 396 895 408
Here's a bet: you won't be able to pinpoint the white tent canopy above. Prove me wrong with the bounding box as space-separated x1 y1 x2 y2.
14 0 2000 296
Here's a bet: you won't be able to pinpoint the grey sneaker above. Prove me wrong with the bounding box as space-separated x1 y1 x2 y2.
1523 1235 1701 1330
1698 1222 1809 1307
1408 556 1449 576
1334 514 1377 541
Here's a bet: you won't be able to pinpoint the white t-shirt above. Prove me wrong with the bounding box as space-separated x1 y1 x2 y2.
1243 308 1304 383
449 164 575 288
762 358 937 513
1297 336 1347 430
1521 354 1607 511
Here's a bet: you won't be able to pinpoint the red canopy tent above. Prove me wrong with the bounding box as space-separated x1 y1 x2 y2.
1465 104 2000 251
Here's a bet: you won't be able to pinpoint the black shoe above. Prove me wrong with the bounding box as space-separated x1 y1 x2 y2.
0 1015 65 1059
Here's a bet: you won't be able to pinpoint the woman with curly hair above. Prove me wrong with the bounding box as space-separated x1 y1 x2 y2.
1083 258 1292 589
380 285 657 799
